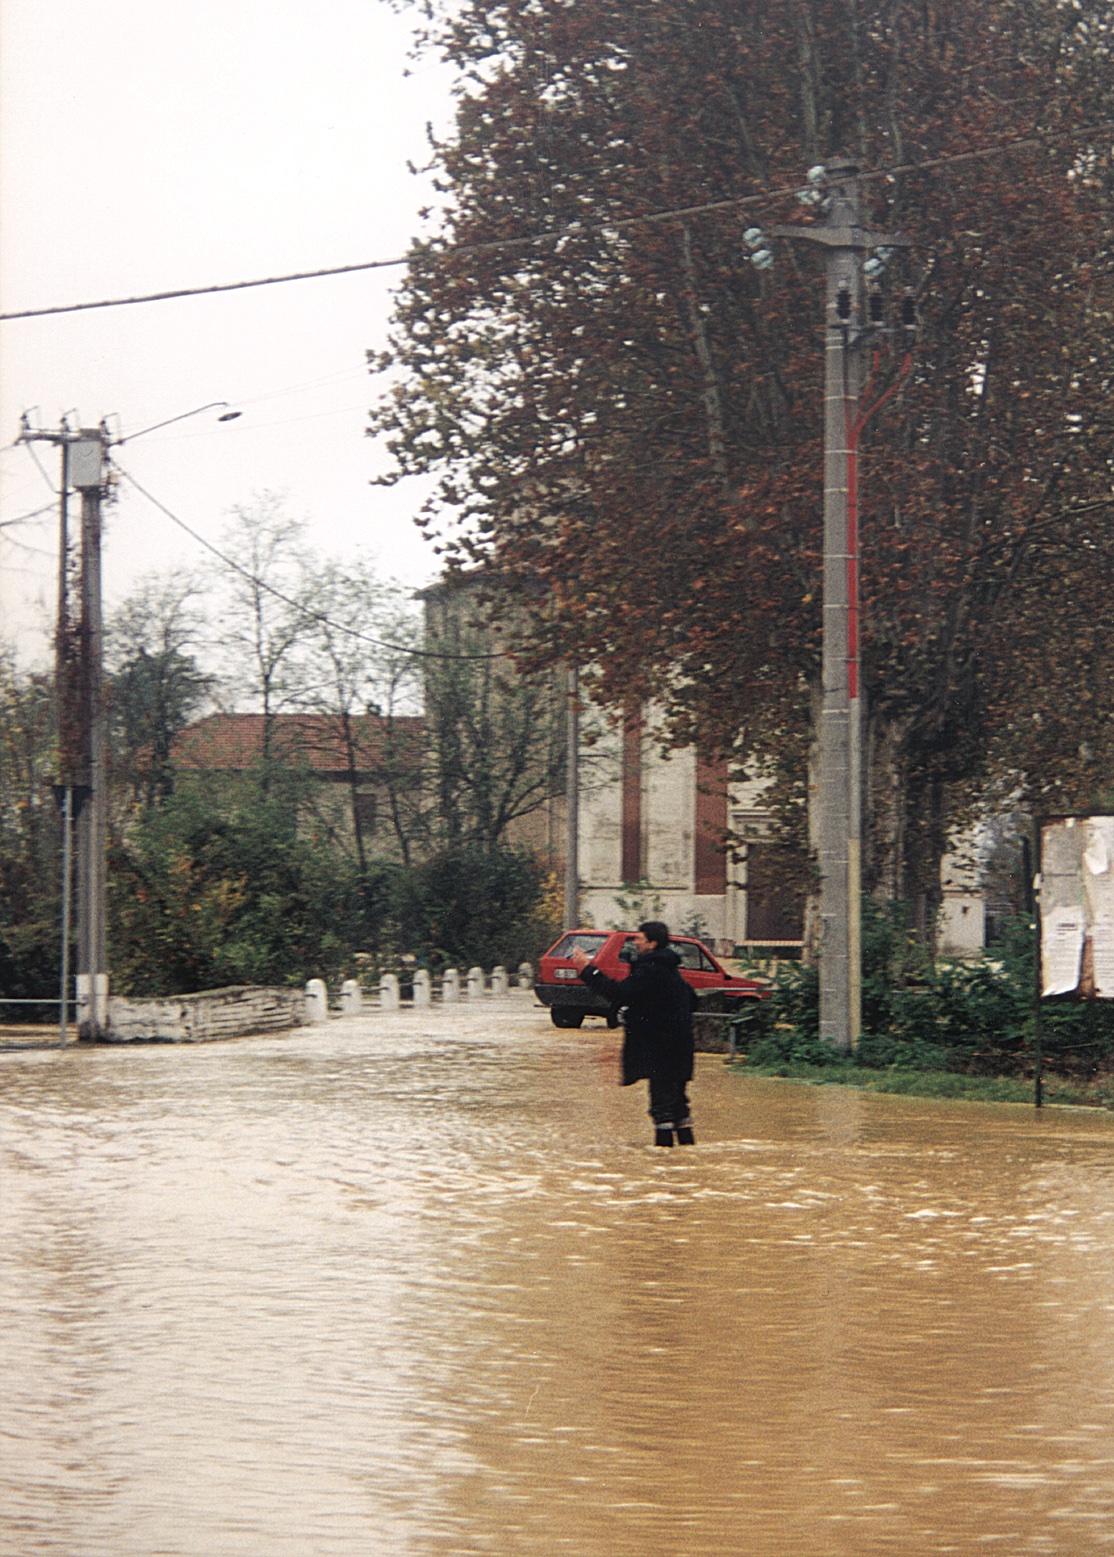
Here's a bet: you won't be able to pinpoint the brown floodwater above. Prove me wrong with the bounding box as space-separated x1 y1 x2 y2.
3 997 1114 1555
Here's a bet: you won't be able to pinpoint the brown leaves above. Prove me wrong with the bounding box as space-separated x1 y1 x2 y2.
378 0 1114 821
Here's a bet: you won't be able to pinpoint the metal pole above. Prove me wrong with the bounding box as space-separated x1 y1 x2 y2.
59 785 73 1047
564 666 580 930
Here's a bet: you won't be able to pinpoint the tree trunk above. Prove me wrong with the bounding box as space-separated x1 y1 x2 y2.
902 769 948 960
865 705 951 959
802 678 822 965
864 705 911 903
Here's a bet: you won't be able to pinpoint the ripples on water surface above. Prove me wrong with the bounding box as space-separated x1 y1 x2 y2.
3 999 1114 1554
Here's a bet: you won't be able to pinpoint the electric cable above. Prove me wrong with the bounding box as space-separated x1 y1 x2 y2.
112 461 507 663
23 442 59 494
236 363 369 408
2 120 1110 323
0 530 53 557
0 501 58 528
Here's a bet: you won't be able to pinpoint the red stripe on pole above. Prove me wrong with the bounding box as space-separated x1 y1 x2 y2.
847 428 859 702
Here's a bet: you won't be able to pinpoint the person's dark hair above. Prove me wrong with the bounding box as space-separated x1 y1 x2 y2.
639 920 670 948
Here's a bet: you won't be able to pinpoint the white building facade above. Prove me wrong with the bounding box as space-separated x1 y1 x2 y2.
576 707 806 953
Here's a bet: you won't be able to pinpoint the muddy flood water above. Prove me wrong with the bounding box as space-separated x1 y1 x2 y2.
3 994 1114 1555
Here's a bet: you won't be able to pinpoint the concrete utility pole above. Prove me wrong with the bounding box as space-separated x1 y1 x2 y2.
22 420 111 1040
20 401 235 1041
71 432 110 1038
774 160 909 1051
563 666 580 930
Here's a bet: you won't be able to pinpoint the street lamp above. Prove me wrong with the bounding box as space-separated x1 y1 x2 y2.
116 401 243 443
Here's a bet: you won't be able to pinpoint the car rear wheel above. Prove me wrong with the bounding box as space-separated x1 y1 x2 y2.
551 1008 585 1029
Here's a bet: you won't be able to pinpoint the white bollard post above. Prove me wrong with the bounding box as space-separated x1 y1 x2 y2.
467 966 485 999
442 968 460 1003
305 979 329 1024
340 979 362 1015
413 968 432 1007
93 972 109 1027
491 965 509 996
379 972 401 1011
518 962 534 990
76 973 92 1029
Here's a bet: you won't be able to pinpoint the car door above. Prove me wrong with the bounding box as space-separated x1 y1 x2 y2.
672 938 722 993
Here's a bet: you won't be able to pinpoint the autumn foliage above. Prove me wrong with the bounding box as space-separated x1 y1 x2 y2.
374 0 1114 920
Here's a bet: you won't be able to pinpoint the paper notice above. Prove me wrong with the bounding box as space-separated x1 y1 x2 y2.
1083 816 1114 879
1089 915 1114 998
1042 905 1085 996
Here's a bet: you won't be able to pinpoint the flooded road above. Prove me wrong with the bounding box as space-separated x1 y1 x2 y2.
3 994 1114 1555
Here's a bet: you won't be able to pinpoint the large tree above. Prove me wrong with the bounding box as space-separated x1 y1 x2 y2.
422 578 568 852
373 0 1114 936
294 556 427 869
107 573 214 806
0 655 60 998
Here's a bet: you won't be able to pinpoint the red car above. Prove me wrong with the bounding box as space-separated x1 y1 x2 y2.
536 928 768 1028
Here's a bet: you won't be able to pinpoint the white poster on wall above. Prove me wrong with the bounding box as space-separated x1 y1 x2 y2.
1041 817 1114 999
1042 906 1085 996
1083 817 1114 997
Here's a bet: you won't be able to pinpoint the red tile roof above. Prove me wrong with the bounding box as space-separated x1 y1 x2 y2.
171 713 423 774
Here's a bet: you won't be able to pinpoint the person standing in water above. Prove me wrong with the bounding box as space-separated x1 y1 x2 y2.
571 921 696 1147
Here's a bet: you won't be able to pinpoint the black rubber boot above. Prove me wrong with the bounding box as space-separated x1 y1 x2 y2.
675 1125 696 1146
654 1126 675 1148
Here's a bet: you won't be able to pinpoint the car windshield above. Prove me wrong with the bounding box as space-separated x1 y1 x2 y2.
551 933 607 959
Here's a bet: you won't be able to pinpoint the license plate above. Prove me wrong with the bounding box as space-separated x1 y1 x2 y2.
554 968 578 980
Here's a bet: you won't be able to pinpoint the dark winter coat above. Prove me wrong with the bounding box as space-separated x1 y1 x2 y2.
579 944 695 1087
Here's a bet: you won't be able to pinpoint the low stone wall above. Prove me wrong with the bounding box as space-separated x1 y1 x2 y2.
103 986 306 1044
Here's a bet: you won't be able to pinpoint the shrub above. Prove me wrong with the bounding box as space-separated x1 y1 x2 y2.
110 785 381 995
745 905 1114 1077
390 843 557 972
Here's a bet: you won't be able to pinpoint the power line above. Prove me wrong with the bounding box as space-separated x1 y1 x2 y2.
23 442 59 495
0 529 53 557
112 461 507 663
0 501 58 529
2 122 1109 323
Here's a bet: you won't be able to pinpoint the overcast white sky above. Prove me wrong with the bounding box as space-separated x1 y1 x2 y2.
0 0 457 665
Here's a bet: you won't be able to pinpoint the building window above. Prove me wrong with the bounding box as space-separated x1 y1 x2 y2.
745 843 808 941
694 756 728 895
621 702 642 882
353 790 377 836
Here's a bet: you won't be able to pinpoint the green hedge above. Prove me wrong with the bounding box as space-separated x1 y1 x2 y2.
745 905 1114 1077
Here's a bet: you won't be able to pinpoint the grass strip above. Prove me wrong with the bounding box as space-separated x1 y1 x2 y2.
737 1061 1114 1110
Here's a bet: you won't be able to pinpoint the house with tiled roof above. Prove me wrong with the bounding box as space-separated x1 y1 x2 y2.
170 712 424 862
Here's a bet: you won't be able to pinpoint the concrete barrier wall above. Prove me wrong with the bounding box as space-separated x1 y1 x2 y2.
104 986 306 1044
103 965 530 1044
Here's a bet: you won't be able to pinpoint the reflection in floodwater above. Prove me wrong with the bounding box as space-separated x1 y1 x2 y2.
2 1000 1114 1555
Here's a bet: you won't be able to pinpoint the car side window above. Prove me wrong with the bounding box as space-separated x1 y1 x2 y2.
698 948 718 971
555 933 607 958
673 942 704 970
618 938 638 963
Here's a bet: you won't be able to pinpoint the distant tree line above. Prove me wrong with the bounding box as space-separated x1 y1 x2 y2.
0 498 565 1004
